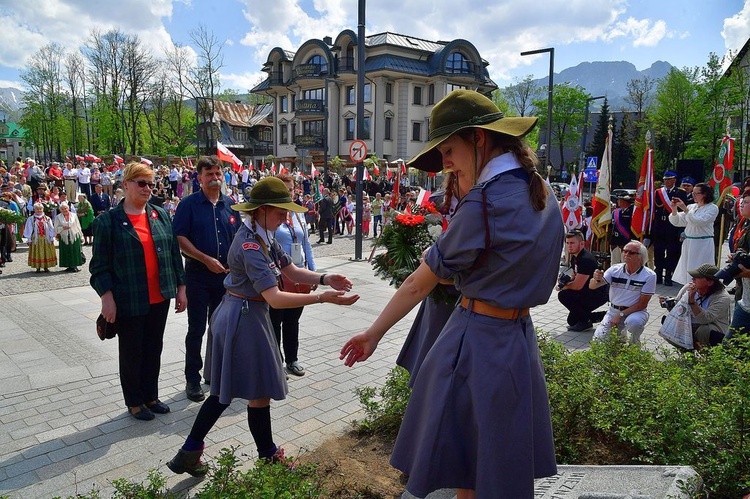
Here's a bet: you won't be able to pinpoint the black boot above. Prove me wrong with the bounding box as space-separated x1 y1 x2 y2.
167 448 208 477
655 268 663 284
664 271 673 287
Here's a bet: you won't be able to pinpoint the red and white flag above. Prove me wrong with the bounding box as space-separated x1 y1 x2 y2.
260 160 266 171
271 161 276 175
310 161 318 178
400 163 407 175
75 155 84 162
373 162 380 176
280 165 289 175
140 157 153 166
387 167 393 180
561 171 583 230
416 187 432 206
363 168 371 181
217 141 243 171
186 157 193 169
631 147 655 239
113 154 124 164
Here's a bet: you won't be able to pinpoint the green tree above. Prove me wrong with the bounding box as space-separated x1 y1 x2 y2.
650 67 700 173
533 83 589 169
612 112 636 186
501 75 541 117
586 98 611 162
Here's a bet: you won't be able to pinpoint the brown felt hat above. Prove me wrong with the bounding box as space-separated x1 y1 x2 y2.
406 89 538 172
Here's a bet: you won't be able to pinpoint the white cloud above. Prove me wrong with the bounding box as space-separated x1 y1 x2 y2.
0 0 176 71
220 71 267 92
0 80 25 91
722 0 750 54
602 17 668 47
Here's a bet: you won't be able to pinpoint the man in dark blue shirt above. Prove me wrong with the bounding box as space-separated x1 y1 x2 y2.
173 155 241 402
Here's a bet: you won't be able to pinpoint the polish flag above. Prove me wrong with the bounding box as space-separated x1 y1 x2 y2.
186 157 193 169
217 141 243 171
249 163 254 171
416 187 432 206
310 161 318 178
363 168 371 181
400 163 407 175
271 162 276 175
113 154 124 164
373 162 380 176
387 167 393 180
280 165 289 175
140 157 153 166
75 155 84 162
260 160 266 171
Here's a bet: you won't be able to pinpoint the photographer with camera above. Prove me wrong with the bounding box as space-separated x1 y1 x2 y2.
659 264 731 349
725 190 750 340
558 230 609 331
589 240 656 344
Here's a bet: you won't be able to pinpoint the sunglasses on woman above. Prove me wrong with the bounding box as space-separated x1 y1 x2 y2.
130 180 156 189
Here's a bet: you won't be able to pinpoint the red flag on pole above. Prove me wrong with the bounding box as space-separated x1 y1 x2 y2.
260 160 266 171
709 135 734 201
140 157 153 166
271 162 276 175
186 157 193 169
217 141 243 171
280 165 289 175
363 168 371 181
310 161 318 178
631 147 655 239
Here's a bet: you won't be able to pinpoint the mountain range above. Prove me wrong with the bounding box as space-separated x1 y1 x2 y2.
529 60 674 110
0 60 675 118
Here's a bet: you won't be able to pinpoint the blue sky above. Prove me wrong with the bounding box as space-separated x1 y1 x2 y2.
0 0 748 92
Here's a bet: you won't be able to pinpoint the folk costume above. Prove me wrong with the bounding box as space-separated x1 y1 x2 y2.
54 210 84 270
669 202 719 286
23 212 56 270
649 172 688 285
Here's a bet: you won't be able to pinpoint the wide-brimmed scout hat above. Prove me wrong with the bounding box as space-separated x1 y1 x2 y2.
231 176 307 213
406 89 538 172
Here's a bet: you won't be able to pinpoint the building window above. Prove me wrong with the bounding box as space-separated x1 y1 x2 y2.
263 128 272 142
446 52 470 73
280 96 288 113
302 120 323 136
428 84 435 105
412 122 422 141
364 83 372 103
233 127 248 142
345 118 355 140
346 86 355 105
280 124 288 144
384 117 392 140
413 86 422 105
307 54 327 74
363 116 371 140
291 122 296 140
447 83 467 93
385 83 393 104
302 88 324 100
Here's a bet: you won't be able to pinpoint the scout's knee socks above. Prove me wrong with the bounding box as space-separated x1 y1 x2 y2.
247 405 276 458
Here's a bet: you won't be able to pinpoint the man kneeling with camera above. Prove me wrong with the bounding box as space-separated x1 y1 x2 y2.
558 230 609 331
659 264 731 349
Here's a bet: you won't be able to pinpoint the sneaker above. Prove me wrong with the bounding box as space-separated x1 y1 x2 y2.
261 447 295 469
167 447 208 477
569 321 593 332
286 361 305 377
186 382 205 402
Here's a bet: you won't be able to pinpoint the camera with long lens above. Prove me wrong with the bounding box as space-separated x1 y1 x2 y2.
715 250 750 284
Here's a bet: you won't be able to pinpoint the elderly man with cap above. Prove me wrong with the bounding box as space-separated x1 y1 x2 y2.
648 170 688 286
659 263 731 349
610 194 634 265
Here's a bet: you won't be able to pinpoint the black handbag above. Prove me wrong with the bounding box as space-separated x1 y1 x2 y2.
96 314 118 340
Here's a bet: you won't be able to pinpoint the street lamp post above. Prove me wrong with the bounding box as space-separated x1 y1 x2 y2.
521 47 554 168
353 0 366 260
580 95 606 170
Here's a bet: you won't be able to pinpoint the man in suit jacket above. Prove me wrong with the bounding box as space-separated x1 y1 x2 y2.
90 184 111 216
317 188 334 244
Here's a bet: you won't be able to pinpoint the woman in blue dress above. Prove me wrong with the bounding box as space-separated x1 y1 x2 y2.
168 177 359 476
341 90 564 498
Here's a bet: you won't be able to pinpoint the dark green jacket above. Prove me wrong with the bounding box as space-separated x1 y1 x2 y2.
90 203 185 317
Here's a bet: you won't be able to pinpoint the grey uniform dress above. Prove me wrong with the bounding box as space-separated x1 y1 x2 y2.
209 223 289 405
390 168 564 498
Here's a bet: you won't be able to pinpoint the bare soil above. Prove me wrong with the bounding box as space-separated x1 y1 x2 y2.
299 432 404 498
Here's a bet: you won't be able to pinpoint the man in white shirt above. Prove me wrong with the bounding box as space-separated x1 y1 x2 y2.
169 164 181 197
63 163 79 198
589 240 656 344
77 163 92 198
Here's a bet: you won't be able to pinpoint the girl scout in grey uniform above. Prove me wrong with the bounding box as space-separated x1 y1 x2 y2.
341 90 565 498
168 177 359 475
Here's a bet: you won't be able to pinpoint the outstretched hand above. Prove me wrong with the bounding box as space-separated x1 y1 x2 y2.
321 290 360 305
340 332 379 367
326 274 353 292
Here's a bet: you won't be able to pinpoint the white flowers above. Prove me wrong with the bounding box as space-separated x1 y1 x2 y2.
428 224 442 241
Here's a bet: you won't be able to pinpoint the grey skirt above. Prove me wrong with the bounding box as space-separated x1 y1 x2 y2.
209 294 288 404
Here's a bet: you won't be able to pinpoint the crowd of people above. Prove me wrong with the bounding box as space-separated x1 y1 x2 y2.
556 166 750 350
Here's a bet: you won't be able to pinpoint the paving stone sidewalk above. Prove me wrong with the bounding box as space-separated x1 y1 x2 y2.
0 244 687 498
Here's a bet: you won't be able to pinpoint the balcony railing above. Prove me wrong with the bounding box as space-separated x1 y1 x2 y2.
266 71 285 86
337 57 355 73
293 64 327 79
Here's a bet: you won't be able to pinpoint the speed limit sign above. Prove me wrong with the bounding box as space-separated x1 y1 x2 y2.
349 140 367 162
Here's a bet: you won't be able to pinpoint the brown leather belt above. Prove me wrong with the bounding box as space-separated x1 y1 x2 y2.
460 297 529 320
612 304 629 311
227 290 266 302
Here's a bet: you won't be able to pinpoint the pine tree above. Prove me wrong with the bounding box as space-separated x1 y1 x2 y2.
586 98 611 162
612 112 636 187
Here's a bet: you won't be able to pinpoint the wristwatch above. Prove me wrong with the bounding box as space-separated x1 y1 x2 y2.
618 311 625 317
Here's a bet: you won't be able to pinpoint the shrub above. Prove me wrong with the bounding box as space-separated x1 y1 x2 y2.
352 366 411 437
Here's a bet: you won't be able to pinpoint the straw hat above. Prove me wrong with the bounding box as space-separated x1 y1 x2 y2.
407 89 538 172
231 176 307 213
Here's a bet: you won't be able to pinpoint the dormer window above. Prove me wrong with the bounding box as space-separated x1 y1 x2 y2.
446 52 470 74
307 55 327 74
